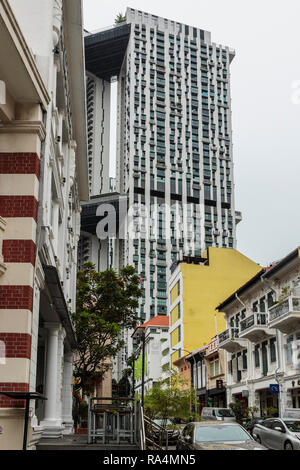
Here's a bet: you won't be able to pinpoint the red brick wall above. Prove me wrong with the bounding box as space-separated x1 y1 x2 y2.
2 240 36 265
0 286 33 310
0 196 38 221
0 383 29 408
0 151 41 410
0 153 40 179
0 333 31 359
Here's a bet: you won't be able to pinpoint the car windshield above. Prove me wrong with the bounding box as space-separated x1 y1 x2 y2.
215 409 235 418
154 419 173 427
284 421 300 432
195 425 251 443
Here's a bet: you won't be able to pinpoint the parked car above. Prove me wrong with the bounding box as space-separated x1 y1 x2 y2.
253 418 300 450
152 419 180 444
176 421 266 450
244 418 265 436
201 407 236 422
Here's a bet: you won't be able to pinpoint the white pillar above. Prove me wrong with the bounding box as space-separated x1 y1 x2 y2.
41 323 63 438
56 328 66 424
62 351 74 434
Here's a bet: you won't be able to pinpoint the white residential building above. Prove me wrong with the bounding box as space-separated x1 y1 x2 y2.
132 315 169 394
217 247 300 417
81 7 242 377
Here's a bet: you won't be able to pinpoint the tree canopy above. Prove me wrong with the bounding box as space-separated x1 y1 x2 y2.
143 370 198 423
115 12 126 24
73 262 142 395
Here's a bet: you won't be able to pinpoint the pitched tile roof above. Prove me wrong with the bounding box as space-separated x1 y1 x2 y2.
139 315 169 329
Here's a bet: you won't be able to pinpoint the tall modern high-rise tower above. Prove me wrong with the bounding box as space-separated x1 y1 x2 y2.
81 8 242 378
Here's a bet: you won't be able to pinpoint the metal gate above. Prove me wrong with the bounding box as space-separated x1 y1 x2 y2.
87 397 139 445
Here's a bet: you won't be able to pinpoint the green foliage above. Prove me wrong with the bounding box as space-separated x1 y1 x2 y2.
246 406 259 419
264 407 278 418
277 286 292 303
229 400 247 423
73 262 141 395
118 375 131 397
143 370 199 423
115 12 126 24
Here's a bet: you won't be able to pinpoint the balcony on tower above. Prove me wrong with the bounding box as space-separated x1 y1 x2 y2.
239 312 274 343
218 328 247 353
268 296 300 335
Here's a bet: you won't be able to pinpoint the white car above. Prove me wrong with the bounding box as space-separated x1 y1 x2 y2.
253 418 300 450
201 407 236 422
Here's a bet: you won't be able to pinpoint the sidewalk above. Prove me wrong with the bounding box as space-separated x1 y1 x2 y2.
37 434 139 451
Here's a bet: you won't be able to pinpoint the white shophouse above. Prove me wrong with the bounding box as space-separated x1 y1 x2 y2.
217 247 300 417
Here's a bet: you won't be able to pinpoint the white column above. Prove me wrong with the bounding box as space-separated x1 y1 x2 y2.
62 351 74 434
41 323 63 437
56 328 66 425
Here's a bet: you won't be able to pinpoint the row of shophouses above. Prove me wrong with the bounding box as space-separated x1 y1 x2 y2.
134 246 300 418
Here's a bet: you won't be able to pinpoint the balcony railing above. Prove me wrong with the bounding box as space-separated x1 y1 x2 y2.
218 328 239 345
218 327 247 353
269 297 300 322
240 313 267 332
239 312 274 342
268 296 300 334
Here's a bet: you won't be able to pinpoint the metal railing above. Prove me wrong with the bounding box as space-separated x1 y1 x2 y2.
240 313 268 332
136 400 145 450
218 328 239 344
87 397 136 446
269 296 300 322
144 416 169 450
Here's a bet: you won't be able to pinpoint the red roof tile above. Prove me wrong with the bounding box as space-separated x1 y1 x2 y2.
139 315 169 329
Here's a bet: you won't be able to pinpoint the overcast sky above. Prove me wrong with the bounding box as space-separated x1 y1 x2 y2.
83 0 300 267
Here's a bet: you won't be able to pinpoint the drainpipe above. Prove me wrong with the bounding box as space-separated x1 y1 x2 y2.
261 274 282 418
235 293 246 310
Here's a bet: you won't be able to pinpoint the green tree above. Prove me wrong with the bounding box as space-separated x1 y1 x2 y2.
143 370 198 424
115 12 126 24
73 262 141 395
229 400 247 424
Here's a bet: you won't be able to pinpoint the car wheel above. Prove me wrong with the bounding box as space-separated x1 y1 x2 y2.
284 441 293 451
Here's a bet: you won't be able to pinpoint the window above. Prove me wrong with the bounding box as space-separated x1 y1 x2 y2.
286 335 293 364
259 297 266 313
209 358 220 377
262 341 268 376
270 337 277 363
267 292 274 308
242 350 248 370
254 345 260 368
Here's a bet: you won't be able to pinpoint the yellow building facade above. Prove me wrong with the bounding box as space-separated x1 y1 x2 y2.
169 248 262 366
